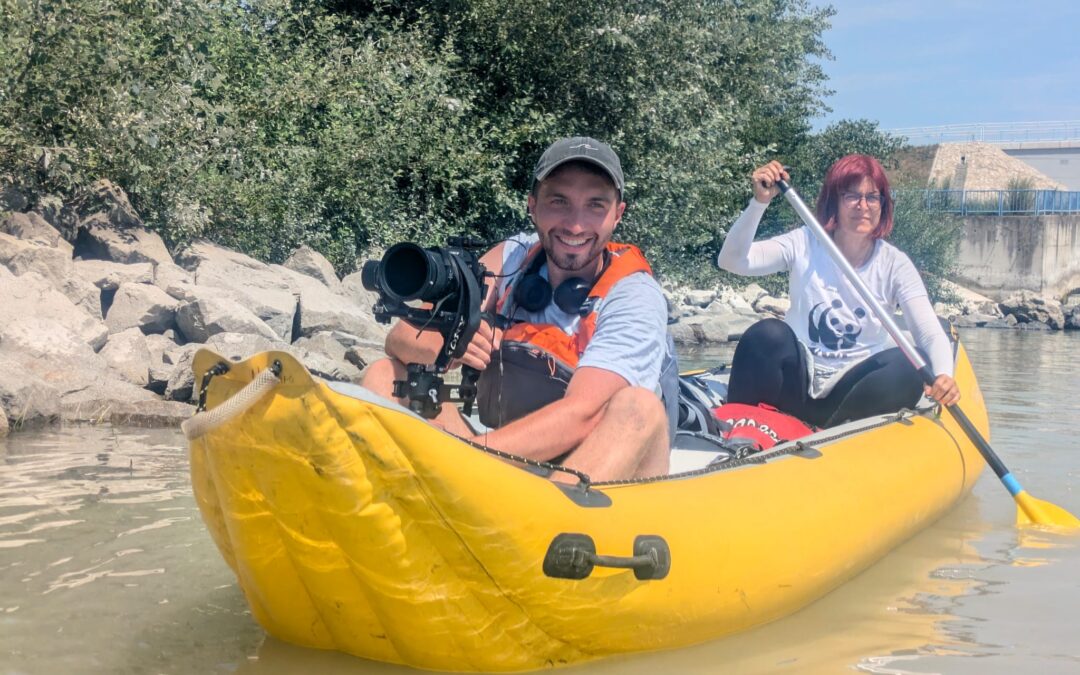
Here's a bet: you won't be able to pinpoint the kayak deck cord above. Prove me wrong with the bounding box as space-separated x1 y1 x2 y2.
181 360 282 441
465 438 595 487
593 407 929 487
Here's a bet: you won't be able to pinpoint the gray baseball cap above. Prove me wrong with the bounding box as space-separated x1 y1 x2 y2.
532 136 624 194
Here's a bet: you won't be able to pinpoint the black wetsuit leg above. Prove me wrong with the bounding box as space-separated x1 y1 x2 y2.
729 321 925 429
816 347 925 427
727 318 810 415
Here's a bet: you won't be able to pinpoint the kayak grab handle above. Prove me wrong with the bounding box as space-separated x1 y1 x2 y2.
542 533 670 581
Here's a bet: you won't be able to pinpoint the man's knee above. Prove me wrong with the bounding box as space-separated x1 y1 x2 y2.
361 357 400 397
607 387 667 429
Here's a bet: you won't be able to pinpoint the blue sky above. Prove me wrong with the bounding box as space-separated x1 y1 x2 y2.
813 0 1080 132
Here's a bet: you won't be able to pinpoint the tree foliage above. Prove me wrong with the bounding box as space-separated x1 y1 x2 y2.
0 0 958 293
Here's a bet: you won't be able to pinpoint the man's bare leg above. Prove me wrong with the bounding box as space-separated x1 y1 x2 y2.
557 387 670 483
361 357 474 436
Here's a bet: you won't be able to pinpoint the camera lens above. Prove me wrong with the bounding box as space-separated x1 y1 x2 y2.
379 243 453 302
360 260 382 292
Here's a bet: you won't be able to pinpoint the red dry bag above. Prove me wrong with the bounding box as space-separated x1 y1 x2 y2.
710 402 815 451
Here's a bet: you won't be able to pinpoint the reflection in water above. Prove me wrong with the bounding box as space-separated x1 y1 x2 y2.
0 426 262 673
1 329 1078 673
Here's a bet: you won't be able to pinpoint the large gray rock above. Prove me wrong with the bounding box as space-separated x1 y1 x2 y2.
668 311 758 344
755 295 791 318
300 351 363 382
0 231 73 285
105 282 179 334
1000 291 1065 330
73 258 154 290
935 281 1003 320
0 268 109 350
712 287 757 314
61 274 104 319
274 265 385 341
0 316 101 363
0 292 142 427
146 333 181 394
163 344 202 402
0 231 98 315
982 314 1019 329
3 211 87 310
0 402 8 437
683 289 717 309
60 378 161 423
176 240 297 341
952 312 1002 329
341 270 383 311
175 291 279 343
0 352 61 428
284 245 341 290
1 211 69 248
99 327 151 386
291 332 366 382
295 329 383 373
101 399 193 427
1067 305 1080 330
205 332 288 360
739 283 769 307
76 212 173 266
152 261 195 299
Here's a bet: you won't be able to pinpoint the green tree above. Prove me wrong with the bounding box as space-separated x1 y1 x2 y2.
302 0 836 272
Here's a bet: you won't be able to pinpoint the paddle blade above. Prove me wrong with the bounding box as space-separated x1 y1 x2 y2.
1015 491 1080 529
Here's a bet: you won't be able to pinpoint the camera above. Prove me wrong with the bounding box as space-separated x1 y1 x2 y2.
361 242 473 305
361 236 491 419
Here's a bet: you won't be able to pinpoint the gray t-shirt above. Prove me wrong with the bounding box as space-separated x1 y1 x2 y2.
498 233 677 398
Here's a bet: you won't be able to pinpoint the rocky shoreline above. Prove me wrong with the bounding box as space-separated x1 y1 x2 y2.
2 182 1078 437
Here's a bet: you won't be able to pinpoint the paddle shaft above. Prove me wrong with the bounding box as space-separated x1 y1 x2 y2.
775 180 1015 485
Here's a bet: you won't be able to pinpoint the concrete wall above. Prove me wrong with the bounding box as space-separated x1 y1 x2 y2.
954 214 1080 300
1002 145 1080 190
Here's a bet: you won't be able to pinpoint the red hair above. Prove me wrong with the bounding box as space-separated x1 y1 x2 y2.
814 154 894 239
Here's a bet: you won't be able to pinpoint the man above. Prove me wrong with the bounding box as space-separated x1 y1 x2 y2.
363 137 676 481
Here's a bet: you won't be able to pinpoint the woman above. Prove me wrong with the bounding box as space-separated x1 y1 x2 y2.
716 155 959 428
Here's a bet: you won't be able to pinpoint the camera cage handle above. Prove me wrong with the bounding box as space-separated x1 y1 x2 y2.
392 251 488 419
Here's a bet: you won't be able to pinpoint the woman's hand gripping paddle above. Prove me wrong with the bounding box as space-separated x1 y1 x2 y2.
775 178 1080 530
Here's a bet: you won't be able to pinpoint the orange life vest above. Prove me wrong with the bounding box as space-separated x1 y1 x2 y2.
476 242 654 428
495 242 653 365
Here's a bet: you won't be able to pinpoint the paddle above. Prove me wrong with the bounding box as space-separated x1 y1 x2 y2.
776 178 1080 529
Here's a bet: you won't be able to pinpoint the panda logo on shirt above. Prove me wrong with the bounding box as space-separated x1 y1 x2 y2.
808 298 866 352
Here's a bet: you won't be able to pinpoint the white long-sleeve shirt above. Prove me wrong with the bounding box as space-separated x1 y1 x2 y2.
717 199 954 398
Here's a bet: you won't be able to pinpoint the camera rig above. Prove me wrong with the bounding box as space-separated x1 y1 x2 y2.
361 236 494 419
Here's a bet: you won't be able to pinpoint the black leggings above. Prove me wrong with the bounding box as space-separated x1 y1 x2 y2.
727 318 925 428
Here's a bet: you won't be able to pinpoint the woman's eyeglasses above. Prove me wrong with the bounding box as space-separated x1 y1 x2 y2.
841 192 882 207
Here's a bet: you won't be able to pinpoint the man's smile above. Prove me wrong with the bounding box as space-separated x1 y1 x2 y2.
554 234 592 248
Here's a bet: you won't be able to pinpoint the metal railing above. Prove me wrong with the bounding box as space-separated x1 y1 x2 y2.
904 189 1080 216
888 121 1080 146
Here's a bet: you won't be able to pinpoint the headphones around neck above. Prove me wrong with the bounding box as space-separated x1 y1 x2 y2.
512 249 598 316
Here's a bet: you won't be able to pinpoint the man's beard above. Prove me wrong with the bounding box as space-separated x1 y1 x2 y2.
540 231 607 275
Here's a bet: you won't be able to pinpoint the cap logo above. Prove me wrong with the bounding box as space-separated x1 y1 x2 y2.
569 143 597 150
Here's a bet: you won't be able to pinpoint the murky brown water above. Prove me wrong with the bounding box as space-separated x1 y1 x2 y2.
2 329 1078 674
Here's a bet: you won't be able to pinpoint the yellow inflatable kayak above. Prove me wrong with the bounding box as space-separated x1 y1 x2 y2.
185 344 988 672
